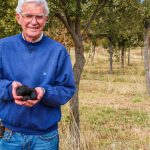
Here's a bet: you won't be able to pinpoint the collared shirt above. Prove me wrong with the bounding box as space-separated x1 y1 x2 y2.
22 32 43 43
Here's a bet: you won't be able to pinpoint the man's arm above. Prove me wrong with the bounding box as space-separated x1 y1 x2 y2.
0 45 13 101
41 55 76 107
0 78 13 101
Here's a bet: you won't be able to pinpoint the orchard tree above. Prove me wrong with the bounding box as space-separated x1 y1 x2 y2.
47 0 108 147
90 0 144 73
115 0 144 70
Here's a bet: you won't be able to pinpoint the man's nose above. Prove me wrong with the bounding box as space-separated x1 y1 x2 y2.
31 16 38 24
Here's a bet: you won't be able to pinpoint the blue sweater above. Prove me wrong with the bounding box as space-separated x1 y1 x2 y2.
0 34 76 135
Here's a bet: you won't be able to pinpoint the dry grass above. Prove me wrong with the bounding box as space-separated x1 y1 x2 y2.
59 47 150 150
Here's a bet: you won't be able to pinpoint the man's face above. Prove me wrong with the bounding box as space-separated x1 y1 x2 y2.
16 2 48 42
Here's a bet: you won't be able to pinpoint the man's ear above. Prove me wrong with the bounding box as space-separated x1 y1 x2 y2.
15 14 21 25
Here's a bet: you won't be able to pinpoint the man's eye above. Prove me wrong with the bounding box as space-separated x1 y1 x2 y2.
25 15 33 18
36 16 44 20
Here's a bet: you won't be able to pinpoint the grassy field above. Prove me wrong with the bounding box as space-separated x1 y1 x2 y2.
59 48 150 150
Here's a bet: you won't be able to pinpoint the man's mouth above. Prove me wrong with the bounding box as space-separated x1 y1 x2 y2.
28 27 39 31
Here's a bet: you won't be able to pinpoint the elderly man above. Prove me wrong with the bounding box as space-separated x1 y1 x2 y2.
0 0 76 149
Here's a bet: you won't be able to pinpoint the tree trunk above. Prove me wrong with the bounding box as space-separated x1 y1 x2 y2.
121 46 125 71
143 28 150 95
109 37 113 74
128 48 131 66
69 36 85 149
91 42 96 63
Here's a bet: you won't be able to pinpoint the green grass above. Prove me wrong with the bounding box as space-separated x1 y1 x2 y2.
60 105 149 150
80 106 149 132
81 106 149 126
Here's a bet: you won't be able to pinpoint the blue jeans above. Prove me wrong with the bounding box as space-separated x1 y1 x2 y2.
0 129 59 150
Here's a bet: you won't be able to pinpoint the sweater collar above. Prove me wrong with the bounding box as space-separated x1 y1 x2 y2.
22 32 43 43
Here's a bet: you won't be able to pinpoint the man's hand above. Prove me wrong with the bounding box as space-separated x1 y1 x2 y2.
17 87 45 107
12 81 23 105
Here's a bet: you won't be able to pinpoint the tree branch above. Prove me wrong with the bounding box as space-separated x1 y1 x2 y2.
75 0 81 36
55 12 77 42
82 0 109 36
59 0 74 28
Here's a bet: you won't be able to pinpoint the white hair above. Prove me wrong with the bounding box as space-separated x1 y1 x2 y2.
16 0 49 16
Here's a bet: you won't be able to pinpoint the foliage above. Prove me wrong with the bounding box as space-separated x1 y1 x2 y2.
89 0 145 48
0 0 19 38
142 0 150 28
100 37 109 49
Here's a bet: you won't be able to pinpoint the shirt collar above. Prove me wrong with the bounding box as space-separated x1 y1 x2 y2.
22 32 43 43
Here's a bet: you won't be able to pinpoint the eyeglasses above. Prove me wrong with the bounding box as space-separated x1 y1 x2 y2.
20 13 46 22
